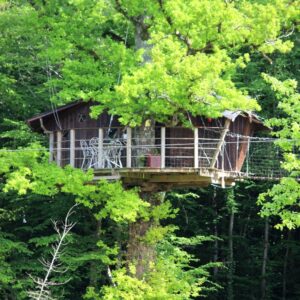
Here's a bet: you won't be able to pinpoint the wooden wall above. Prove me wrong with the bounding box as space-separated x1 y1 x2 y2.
43 102 121 132
38 102 259 171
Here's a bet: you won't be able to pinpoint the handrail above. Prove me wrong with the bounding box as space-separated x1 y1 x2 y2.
46 127 297 180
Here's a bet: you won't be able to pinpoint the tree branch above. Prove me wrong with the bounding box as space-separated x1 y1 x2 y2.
157 0 215 55
28 204 78 300
113 0 138 25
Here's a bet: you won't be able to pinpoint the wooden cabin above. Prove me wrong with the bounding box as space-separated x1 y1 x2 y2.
27 101 268 191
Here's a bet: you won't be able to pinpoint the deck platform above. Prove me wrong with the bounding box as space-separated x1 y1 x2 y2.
94 168 237 191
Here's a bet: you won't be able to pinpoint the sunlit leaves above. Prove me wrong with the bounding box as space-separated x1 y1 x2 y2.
258 75 300 229
3 0 296 125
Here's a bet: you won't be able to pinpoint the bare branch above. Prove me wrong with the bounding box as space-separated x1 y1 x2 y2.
27 204 78 300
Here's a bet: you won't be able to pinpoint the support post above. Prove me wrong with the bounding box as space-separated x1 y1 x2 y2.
161 127 166 168
49 132 54 162
246 137 250 176
221 144 225 188
210 119 231 169
235 136 239 171
70 129 75 167
194 127 199 168
98 128 104 168
126 127 132 168
56 131 62 167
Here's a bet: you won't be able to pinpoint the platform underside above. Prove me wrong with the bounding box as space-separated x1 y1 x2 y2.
93 168 238 191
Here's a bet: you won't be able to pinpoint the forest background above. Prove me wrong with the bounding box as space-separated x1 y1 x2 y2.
0 1 299 299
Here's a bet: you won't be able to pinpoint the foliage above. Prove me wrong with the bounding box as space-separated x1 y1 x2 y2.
0 147 214 298
0 119 43 148
258 76 300 229
27 205 77 300
0 0 299 299
168 184 300 299
1 1 297 126
86 234 219 300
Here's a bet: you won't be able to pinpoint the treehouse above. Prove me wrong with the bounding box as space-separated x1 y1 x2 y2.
28 101 268 191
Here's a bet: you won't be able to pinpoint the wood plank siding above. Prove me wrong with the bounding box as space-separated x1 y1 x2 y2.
27 101 267 173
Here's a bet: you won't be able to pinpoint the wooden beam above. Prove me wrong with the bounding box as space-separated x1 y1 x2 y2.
194 127 199 168
126 127 132 168
49 132 54 163
70 129 75 167
94 175 121 181
98 128 104 168
210 119 231 168
56 131 62 167
236 123 252 172
161 127 166 168
148 174 210 183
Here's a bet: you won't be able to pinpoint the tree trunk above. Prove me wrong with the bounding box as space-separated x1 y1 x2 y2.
282 230 291 300
89 218 102 286
135 16 151 61
133 121 156 167
212 187 219 277
126 192 165 279
227 209 234 300
261 218 269 300
125 13 160 280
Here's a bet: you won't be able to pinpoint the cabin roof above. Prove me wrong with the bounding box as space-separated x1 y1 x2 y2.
27 101 83 123
27 101 267 129
222 110 264 124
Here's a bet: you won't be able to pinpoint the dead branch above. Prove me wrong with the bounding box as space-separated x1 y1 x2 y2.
27 204 78 300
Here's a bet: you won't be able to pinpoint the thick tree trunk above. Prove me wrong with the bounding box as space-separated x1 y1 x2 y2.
132 19 156 165
133 121 156 166
127 219 155 278
125 13 160 280
126 192 165 279
261 218 269 300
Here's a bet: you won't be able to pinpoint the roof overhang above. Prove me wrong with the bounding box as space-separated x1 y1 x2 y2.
222 110 270 130
27 101 83 124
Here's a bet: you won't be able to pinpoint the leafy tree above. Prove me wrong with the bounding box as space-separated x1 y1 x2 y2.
0 146 216 298
0 0 299 299
258 75 300 229
1 1 297 124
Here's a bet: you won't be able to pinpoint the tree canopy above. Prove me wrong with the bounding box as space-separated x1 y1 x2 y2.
1 0 298 124
0 0 299 299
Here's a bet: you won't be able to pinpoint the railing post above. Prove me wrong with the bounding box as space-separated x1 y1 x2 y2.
126 127 132 168
70 129 75 167
56 131 62 167
161 127 166 168
236 136 239 171
194 127 199 168
246 137 250 177
49 132 54 163
98 128 104 168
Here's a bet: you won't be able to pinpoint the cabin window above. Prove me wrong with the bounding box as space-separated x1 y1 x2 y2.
78 113 87 123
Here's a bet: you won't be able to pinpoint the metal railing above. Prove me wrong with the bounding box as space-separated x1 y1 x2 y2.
49 127 299 180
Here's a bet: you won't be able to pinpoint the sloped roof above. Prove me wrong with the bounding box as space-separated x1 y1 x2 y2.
27 101 83 124
222 110 265 124
27 101 267 129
